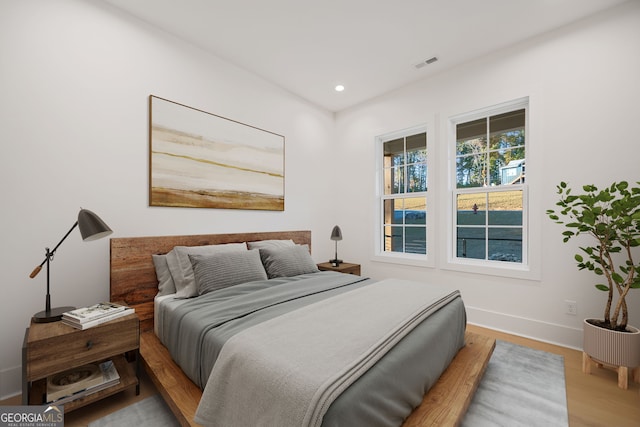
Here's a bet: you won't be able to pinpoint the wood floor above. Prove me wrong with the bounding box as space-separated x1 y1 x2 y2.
3 324 638 426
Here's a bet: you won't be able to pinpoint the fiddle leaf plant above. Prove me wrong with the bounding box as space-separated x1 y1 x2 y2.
546 181 640 331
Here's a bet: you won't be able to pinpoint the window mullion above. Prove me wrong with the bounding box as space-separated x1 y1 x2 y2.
485 117 490 187
484 192 489 261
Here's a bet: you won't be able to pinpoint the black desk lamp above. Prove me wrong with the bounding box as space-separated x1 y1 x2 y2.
29 209 113 323
329 225 343 266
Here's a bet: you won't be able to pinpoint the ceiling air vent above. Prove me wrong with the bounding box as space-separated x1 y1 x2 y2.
414 56 438 69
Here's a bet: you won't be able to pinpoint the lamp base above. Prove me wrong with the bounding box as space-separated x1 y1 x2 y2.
32 306 75 323
329 259 343 266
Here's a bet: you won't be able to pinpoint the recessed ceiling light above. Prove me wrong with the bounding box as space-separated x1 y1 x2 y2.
335 84 345 92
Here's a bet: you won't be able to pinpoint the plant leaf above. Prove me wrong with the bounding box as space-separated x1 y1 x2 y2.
612 272 624 284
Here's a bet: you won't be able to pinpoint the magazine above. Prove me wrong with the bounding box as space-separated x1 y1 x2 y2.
62 302 127 323
62 307 134 330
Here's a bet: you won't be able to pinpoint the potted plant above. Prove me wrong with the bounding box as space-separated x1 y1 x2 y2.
547 181 640 388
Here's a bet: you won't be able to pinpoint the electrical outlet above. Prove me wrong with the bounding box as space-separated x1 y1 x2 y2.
565 300 577 315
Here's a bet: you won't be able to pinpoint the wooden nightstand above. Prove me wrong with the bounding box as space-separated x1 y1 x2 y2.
317 262 361 276
22 310 140 412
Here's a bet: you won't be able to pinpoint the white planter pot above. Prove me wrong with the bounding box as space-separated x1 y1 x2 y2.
583 319 640 368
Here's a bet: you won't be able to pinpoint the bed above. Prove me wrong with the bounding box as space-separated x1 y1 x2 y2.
110 230 494 427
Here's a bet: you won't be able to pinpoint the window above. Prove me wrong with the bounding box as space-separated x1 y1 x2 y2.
377 127 428 258
451 99 528 267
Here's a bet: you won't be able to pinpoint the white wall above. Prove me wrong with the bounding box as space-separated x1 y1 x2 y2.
2 0 639 400
335 1 640 349
0 0 337 398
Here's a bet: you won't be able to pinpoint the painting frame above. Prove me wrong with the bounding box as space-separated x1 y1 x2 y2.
149 95 285 210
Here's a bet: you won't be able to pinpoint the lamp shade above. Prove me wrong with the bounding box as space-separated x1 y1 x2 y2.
330 225 342 241
78 209 113 241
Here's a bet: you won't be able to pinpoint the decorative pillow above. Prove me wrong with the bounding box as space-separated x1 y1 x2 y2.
259 244 319 278
246 239 295 250
165 243 247 298
152 253 176 296
189 250 267 295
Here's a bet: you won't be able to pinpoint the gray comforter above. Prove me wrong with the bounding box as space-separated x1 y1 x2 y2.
158 271 466 426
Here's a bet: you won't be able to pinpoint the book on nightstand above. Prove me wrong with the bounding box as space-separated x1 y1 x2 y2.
46 360 121 404
62 303 134 330
63 302 126 322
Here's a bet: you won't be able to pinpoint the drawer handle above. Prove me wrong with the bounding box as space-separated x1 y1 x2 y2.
86 340 93 350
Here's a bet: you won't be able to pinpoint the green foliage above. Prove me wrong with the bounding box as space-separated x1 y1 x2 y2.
547 181 640 331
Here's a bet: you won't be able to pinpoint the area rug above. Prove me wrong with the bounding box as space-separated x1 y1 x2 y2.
461 340 568 426
88 393 179 427
89 340 567 426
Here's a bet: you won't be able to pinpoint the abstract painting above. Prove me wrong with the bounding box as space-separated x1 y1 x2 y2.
149 96 284 210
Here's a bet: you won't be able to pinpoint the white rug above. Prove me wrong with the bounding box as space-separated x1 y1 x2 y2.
89 340 567 426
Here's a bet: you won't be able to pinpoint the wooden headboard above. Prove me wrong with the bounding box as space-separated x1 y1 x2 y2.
110 230 312 331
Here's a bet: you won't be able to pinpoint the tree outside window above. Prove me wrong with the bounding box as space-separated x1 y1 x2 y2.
382 131 427 255
453 106 527 264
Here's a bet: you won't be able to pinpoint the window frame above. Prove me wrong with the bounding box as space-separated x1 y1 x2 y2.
374 124 433 267
445 97 536 279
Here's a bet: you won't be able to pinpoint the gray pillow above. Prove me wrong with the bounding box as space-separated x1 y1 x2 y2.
259 245 319 278
189 249 268 295
152 253 176 296
246 239 295 250
166 243 247 298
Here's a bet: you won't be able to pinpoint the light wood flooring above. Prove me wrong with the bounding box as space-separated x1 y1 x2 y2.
3 324 638 426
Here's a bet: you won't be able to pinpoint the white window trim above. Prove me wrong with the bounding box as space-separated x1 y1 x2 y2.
443 97 540 280
373 124 434 268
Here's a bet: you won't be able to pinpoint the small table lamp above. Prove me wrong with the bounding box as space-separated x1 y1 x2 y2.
329 225 343 266
29 208 113 323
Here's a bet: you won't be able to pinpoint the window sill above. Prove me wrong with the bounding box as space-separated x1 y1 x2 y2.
442 257 541 281
371 252 434 268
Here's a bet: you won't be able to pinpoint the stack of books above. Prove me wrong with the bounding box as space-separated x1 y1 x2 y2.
62 302 134 330
46 360 120 404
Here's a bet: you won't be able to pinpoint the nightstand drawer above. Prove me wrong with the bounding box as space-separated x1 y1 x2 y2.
25 314 139 381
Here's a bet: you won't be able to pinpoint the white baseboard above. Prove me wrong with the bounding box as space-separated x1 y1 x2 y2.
1 365 21 401
466 305 583 351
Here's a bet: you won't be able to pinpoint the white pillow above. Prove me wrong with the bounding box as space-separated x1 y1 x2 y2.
166 243 247 298
152 253 176 296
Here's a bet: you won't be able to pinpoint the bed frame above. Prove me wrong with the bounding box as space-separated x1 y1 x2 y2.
110 230 495 427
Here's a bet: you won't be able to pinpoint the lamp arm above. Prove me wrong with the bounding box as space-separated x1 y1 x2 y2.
29 221 79 278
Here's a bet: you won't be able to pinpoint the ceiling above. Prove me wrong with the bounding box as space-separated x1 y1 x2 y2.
101 0 627 112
